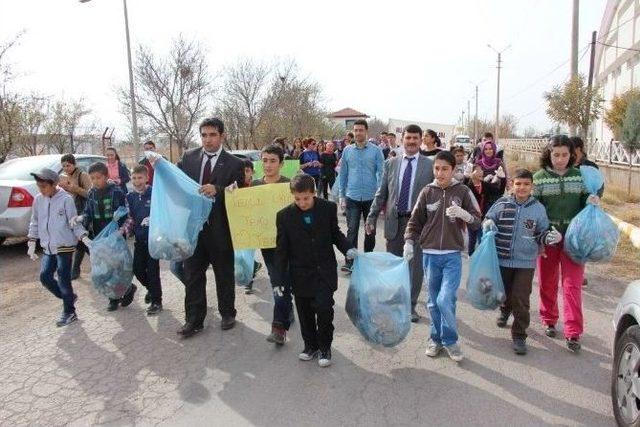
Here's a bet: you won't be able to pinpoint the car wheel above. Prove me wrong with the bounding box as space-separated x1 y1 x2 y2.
0 237 5 246
613 324 640 427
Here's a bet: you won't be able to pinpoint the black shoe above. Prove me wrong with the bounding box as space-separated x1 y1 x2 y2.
298 347 319 361
70 271 80 281
411 309 420 323
56 311 78 327
177 322 203 338
144 292 151 304
120 284 137 307
496 313 509 328
566 337 581 352
146 302 162 316
582 278 588 287
244 282 254 295
318 349 332 367
545 325 557 338
221 316 236 330
512 338 527 355
340 264 352 273
107 299 119 312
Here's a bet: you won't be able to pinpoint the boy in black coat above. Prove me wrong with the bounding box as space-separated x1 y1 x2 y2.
275 174 357 367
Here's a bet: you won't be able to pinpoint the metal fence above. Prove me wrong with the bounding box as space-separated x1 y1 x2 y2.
502 138 640 168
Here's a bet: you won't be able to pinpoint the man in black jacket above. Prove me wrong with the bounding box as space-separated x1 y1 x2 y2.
176 118 245 337
275 174 357 367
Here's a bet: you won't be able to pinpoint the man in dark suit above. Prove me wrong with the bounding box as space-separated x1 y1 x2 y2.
176 117 245 337
366 124 434 323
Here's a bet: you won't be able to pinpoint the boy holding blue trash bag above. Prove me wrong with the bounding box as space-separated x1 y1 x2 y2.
275 174 357 367
404 150 482 362
69 162 136 312
484 169 556 355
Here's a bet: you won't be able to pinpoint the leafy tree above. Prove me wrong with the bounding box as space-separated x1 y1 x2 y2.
604 88 640 140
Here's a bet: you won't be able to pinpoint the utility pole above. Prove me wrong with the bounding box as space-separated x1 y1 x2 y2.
488 44 510 142
584 30 597 141
570 0 580 136
467 99 471 135
474 85 479 142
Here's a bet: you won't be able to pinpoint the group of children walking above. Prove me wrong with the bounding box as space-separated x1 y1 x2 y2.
27 130 598 367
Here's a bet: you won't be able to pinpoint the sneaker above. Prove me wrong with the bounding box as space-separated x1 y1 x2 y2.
144 292 151 304
254 262 263 275
107 299 119 311
340 264 352 273
56 312 77 327
146 302 163 316
512 338 527 355
545 325 557 338
298 347 319 361
425 339 443 357
410 309 420 323
582 278 588 287
120 284 137 307
244 282 254 295
566 337 581 352
445 344 464 362
318 349 332 367
266 327 286 345
496 313 509 328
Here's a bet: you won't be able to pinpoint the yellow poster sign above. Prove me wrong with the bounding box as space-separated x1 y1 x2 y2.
225 183 293 249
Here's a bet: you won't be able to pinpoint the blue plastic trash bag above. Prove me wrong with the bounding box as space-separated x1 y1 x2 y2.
467 230 506 310
345 252 411 347
90 206 133 299
564 165 620 264
148 157 213 261
234 249 255 286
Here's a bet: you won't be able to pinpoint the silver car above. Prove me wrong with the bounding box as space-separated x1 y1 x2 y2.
229 149 261 161
612 279 640 426
0 154 105 245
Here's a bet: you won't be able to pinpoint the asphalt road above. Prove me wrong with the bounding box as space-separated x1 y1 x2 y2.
0 215 626 426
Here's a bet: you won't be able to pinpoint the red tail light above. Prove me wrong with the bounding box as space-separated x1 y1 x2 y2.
8 187 34 208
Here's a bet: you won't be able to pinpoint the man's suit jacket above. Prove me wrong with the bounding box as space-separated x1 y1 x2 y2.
366 154 434 241
177 147 244 249
275 198 352 298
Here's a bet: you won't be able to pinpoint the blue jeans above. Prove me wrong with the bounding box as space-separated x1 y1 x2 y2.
423 252 462 346
170 261 185 285
345 198 375 264
40 252 75 314
468 228 483 256
261 248 294 330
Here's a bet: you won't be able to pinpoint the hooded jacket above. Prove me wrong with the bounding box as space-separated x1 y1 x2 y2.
405 180 481 252
28 189 87 255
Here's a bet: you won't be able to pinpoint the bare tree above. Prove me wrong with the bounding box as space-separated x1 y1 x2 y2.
0 31 25 161
45 98 91 154
16 94 49 156
122 36 211 159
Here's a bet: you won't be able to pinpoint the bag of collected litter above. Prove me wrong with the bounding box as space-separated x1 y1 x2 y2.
90 206 133 299
346 252 411 347
148 157 213 261
234 249 255 286
466 230 506 310
564 165 620 264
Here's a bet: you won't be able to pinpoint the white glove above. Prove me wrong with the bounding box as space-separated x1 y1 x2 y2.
273 286 284 298
346 248 359 260
495 166 506 179
587 195 600 206
145 151 163 166
544 226 563 245
225 182 239 193
483 174 494 183
339 198 346 210
463 162 474 177
27 241 38 260
403 241 414 261
482 219 496 232
141 217 150 227
446 204 474 223
491 174 500 184
81 236 92 248
69 215 84 227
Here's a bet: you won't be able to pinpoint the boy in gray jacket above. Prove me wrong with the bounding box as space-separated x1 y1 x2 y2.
27 168 92 326
484 168 560 355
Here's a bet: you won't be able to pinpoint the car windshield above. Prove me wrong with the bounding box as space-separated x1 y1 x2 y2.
456 138 470 144
0 157 59 181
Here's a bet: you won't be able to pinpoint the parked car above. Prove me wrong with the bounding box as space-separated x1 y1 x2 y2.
452 135 473 153
0 154 106 245
611 279 640 427
229 150 261 162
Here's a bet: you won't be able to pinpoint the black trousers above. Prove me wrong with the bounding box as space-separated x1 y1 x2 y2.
183 223 235 326
71 240 88 276
321 174 336 199
499 267 535 339
295 289 335 352
133 240 162 304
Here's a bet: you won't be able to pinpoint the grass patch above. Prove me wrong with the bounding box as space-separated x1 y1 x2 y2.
598 235 640 282
603 184 640 204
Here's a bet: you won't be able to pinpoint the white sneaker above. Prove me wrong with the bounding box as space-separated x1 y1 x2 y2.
298 348 318 361
445 344 464 362
425 339 443 357
318 350 332 367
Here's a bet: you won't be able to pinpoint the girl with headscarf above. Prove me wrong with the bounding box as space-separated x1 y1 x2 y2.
474 140 506 211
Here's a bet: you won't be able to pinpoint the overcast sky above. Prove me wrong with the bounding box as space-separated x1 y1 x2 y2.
1 0 607 139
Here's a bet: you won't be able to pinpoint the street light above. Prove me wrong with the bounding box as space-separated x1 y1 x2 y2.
80 0 140 163
469 80 484 143
487 44 511 143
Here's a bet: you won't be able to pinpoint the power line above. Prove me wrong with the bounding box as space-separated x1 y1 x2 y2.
599 14 636 41
597 41 640 53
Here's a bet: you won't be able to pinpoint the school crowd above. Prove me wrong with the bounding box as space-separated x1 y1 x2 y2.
26 117 602 367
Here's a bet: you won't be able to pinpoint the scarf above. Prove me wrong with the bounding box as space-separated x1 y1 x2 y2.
476 141 501 171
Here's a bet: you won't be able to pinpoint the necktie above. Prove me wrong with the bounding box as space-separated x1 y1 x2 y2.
397 157 414 213
201 154 215 184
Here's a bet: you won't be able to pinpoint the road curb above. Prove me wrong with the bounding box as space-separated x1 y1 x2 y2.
609 214 640 250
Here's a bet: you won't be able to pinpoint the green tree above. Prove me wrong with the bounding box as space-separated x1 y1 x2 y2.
604 88 640 140
544 74 604 139
620 99 640 194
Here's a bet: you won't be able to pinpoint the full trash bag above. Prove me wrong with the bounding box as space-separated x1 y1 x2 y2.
346 252 411 347
148 157 213 261
90 206 133 299
234 249 255 286
565 165 620 264
466 230 506 310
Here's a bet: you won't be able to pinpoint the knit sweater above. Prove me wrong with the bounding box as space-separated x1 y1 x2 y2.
532 167 587 235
